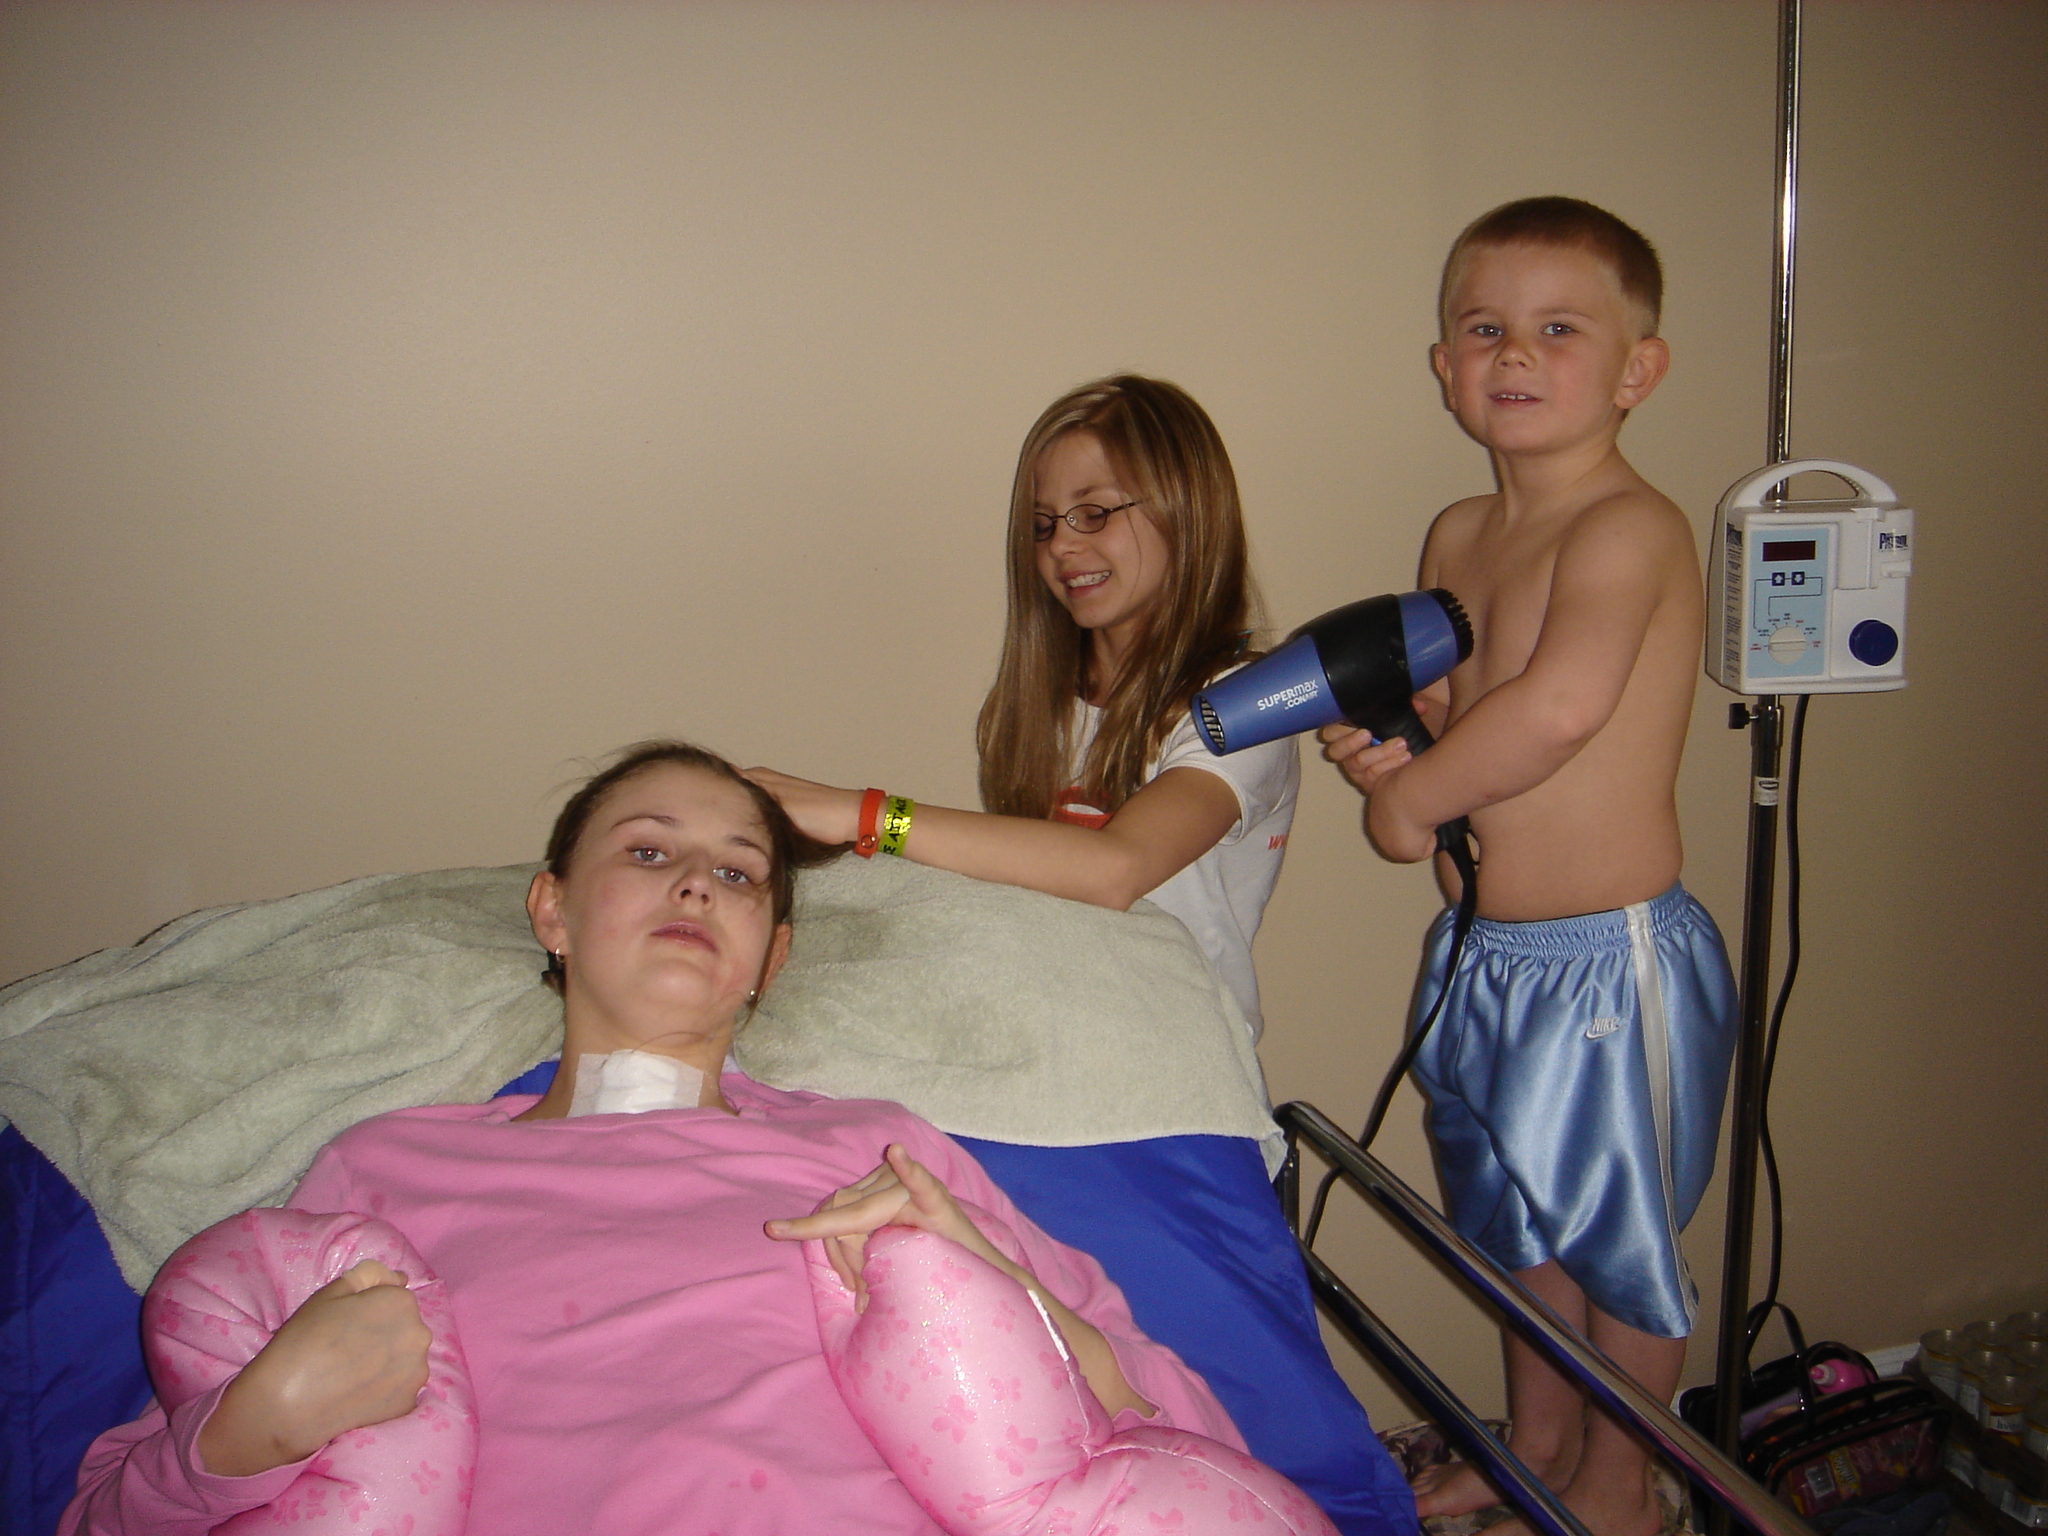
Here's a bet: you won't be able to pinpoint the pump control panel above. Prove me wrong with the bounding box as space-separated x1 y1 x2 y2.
1706 459 1912 695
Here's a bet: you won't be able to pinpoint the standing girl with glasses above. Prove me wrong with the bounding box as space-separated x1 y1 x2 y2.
748 373 1296 1041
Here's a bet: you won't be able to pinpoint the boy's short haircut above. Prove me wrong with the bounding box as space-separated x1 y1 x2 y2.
1440 196 1664 338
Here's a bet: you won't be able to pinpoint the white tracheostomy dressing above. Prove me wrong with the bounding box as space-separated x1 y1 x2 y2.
566 1051 707 1116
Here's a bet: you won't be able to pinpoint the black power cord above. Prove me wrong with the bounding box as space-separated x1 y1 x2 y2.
1743 691 1810 1358
1303 816 1480 1246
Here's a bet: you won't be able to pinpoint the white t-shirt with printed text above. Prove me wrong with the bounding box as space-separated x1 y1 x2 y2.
1064 695 1299 1039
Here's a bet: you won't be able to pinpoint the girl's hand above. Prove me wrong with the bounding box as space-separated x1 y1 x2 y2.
770 1147 1154 1418
1318 724 1413 797
197 1261 432 1477
765 1144 1004 1311
742 767 864 847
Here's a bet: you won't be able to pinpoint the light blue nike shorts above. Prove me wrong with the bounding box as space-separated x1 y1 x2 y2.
1408 884 1737 1339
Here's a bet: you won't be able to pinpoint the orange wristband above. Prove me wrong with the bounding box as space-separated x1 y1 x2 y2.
854 787 886 858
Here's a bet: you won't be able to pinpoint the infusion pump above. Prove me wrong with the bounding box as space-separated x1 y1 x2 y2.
1706 459 1913 695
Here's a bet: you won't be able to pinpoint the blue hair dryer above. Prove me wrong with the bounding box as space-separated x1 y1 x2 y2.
1192 589 1473 756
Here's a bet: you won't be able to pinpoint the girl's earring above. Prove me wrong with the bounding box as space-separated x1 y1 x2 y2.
746 989 760 1006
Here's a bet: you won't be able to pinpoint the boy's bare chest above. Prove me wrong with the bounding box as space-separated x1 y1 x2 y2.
1437 527 1561 688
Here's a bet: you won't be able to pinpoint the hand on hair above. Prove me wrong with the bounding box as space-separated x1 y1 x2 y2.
742 767 862 848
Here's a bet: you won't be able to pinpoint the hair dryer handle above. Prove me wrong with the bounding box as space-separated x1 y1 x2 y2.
1364 702 1436 759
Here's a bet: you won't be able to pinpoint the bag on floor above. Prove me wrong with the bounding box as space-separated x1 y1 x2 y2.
1678 1303 1948 1518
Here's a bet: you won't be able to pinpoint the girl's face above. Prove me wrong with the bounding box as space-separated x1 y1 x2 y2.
527 763 791 1053
1031 431 1173 664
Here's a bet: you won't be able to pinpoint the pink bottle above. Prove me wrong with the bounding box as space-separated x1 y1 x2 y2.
809 1216 1340 1535
1807 1357 1875 1395
144 1208 477 1534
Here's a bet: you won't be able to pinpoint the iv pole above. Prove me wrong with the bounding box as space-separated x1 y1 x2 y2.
1708 0 1801 1514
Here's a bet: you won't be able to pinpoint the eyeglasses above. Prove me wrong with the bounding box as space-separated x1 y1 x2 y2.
1032 499 1142 542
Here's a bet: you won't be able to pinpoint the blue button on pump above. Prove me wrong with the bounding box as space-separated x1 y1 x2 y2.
1849 619 1899 665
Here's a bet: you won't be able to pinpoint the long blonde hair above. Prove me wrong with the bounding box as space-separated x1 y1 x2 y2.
976 375 1259 820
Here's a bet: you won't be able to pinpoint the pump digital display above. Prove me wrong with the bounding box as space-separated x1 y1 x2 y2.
1762 540 1817 563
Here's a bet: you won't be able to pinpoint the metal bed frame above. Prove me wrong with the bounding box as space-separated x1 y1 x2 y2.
1275 1102 1810 1536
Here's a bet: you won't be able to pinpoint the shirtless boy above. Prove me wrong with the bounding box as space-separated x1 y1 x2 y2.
1323 198 1736 1536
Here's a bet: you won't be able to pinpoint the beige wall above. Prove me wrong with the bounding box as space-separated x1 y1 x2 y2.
4 1 2042 1421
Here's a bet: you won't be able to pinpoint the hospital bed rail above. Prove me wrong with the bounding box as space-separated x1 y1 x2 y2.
1274 1101 1809 1536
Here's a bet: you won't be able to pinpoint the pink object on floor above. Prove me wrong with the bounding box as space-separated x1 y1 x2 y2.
142 1208 477 1534
811 1218 1339 1535
1807 1358 1875 1394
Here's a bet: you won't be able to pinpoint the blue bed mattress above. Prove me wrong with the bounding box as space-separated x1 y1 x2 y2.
1 1065 1414 1536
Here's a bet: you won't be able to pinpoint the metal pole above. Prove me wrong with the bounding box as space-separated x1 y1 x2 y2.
1710 0 1803 1514
1766 0 1801 468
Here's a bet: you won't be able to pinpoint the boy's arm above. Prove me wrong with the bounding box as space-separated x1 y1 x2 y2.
1368 495 1679 861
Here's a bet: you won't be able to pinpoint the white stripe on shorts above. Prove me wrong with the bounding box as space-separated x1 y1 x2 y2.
1627 900 1696 1330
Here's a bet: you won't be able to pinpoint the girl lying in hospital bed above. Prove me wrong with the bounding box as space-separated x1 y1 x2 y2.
61 741 1334 1536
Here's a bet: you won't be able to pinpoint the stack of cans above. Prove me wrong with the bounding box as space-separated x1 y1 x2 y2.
1918 1310 2048 1529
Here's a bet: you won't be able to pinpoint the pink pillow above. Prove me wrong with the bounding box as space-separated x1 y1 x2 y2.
810 1216 1338 1535
144 1208 476 1533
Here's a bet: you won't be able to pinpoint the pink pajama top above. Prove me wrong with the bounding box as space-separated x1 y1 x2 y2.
63 1074 1239 1535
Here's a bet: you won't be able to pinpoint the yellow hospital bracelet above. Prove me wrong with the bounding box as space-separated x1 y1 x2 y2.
878 796 915 857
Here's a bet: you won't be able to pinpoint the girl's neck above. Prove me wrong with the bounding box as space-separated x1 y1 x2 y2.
516 1009 737 1120
1084 627 1136 706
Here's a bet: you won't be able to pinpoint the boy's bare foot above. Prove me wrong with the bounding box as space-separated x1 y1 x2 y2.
1412 1458 1511 1519
1555 1463 1665 1536
1411 1438 1576 1521
1456 1465 1666 1536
